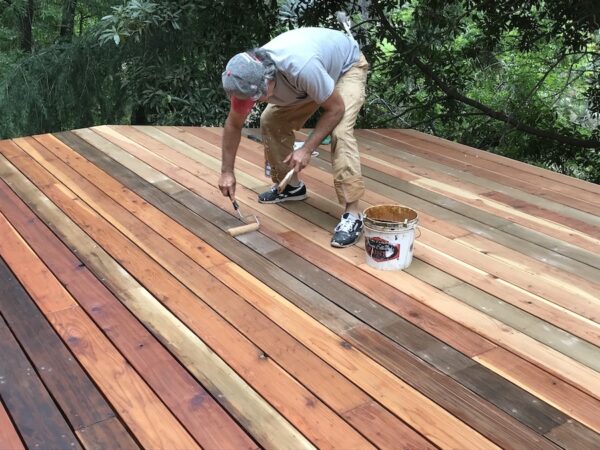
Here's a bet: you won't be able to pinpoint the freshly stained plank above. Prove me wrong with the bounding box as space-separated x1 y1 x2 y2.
0 152 315 450
0 388 25 450
545 422 600 450
0 314 81 449
0 179 256 450
0 200 199 450
0 239 138 449
35 133 429 449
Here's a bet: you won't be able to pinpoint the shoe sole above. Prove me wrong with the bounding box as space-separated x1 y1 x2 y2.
331 232 363 248
258 194 308 204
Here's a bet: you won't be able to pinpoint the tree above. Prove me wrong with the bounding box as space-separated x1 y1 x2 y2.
288 0 600 181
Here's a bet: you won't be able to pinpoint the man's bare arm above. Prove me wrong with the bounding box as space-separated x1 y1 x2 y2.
219 108 248 198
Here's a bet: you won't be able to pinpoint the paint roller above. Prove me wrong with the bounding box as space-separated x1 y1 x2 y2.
227 194 260 237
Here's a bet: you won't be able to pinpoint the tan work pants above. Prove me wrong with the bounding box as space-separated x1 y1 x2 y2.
261 53 368 204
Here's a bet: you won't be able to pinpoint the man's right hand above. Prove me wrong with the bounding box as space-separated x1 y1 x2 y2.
219 171 236 199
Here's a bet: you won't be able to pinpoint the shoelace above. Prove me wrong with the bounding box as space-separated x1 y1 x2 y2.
336 215 357 233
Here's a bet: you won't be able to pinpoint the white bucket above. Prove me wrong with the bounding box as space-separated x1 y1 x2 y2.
363 205 419 271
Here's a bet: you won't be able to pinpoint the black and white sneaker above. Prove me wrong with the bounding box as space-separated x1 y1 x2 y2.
258 182 307 204
331 212 364 248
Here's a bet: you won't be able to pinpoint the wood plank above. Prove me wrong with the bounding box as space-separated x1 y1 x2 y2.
346 128 600 233
455 233 600 303
0 241 140 450
0 393 25 450
0 178 256 450
545 421 600 450
475 347 600 433
400 129 600 196
16 136 371 450
0 151 317 450
381 129 600 209
0 314 82 449
481 190 600 238
34 133 430 450
0 202 200 450
76 417 140 450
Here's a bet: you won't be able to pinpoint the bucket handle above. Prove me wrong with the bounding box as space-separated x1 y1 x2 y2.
415 225 421 239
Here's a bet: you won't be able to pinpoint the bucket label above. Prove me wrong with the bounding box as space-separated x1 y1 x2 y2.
366 237 400 262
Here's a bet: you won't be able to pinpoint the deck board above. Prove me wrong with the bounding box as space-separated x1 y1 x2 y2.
1 125 599 449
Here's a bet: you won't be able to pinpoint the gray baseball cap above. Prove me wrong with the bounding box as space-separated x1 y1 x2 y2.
222 52 267 100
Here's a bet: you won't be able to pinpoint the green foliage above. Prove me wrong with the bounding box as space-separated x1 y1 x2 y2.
0 0 598 182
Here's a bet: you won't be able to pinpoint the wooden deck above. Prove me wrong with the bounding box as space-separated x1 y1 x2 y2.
0 126 599 450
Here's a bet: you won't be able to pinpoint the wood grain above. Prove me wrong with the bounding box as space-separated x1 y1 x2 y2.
0 151 313 450
0 391 25 450
0 178 256 450
0 314 82 449
0 208 199 449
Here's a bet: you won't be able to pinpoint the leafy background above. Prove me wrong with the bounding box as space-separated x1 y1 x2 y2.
1 0 599 182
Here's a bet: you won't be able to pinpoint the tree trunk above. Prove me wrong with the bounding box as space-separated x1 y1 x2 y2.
59 0 77 40
18 0 34 52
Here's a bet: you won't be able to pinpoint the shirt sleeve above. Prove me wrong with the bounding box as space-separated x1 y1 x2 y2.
296 58 335 105
231 97 256 115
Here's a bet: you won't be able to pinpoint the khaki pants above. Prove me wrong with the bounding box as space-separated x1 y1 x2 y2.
261 53 368 204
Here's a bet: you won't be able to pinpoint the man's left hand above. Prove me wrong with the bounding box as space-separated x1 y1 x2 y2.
284 145 312 173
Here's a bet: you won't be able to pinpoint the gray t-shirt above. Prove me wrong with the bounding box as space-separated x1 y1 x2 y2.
262 28 360 106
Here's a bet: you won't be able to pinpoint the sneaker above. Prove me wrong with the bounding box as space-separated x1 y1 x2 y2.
258 182 307 204
331 212 364 248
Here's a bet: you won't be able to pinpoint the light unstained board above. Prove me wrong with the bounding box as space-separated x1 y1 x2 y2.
399 129 600 196
379 129 600 210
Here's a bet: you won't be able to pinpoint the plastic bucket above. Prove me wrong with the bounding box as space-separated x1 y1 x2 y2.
363 205 419 271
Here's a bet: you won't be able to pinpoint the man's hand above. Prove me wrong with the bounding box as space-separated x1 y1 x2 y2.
219 171 236 199
284 145 312 173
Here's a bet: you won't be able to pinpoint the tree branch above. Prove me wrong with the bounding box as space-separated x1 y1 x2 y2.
372 1 600 148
